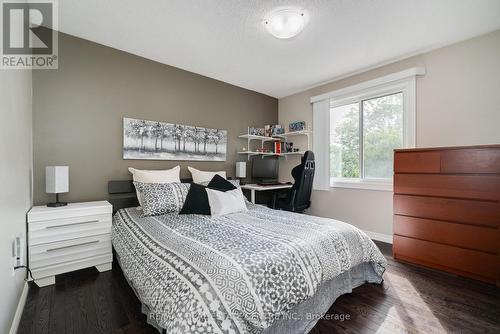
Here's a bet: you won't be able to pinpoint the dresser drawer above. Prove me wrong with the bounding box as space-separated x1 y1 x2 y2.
394 215 499 254
441 148 500 174
394 151 441 173
394 194 500 228
29 234 111 270
28 213 111 245
394 174 500 201
393 235 498 283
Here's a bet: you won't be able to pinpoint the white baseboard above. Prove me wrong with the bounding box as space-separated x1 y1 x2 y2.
9 281 29 334
363 230 393 244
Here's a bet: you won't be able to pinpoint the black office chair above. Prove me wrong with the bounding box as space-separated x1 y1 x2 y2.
270 151 315 213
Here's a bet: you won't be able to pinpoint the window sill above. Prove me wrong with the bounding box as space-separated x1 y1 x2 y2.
330 179 393 192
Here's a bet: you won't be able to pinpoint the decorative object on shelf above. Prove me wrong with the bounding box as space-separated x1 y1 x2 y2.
123 118 227 161
272 125 285 136
242 147 247 152
235 162 246 179
264 125 272 137
264 124 285 137
45 166 69 207
289 120 306 132
274 142 282 154
238 126 312 159
248 126 265 136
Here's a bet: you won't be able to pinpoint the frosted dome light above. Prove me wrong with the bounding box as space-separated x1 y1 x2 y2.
265 9 306 39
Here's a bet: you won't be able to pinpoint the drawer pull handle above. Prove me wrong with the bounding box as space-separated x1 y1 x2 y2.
46 240 99 252
46 220 99 229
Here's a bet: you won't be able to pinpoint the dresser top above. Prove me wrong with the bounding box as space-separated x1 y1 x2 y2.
394 144 500 153
28 201 112 221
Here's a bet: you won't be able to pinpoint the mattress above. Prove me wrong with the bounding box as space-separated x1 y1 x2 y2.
112 203 386 334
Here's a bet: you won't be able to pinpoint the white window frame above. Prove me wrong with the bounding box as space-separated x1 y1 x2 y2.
311 67 424 192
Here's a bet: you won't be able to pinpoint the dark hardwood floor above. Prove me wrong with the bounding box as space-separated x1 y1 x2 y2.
18 241 499 334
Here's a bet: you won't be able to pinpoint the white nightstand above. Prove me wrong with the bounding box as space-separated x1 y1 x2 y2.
27 201 113 287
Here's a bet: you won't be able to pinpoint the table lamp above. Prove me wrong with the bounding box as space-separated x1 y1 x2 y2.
46 166 69 207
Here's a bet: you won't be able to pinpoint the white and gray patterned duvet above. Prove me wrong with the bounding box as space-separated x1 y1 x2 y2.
112 204 386 334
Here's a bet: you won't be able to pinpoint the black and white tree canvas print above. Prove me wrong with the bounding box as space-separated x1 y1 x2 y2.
123 118 227 161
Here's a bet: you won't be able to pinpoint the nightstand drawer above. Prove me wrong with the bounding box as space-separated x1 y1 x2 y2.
29 234 111 270
28 213 111 245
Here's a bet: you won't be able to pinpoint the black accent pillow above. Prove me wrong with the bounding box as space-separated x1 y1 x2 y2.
207 174 237 192
179 183 211 215
179 175 238 215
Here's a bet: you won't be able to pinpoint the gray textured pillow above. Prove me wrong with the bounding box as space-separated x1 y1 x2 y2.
133 182 190 216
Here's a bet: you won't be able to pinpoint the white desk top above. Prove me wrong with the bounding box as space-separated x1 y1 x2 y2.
241 183 293 191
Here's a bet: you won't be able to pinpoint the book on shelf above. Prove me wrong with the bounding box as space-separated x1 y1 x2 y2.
274 142 281 154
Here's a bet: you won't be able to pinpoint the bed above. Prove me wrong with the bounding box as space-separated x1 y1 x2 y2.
109 180 386 334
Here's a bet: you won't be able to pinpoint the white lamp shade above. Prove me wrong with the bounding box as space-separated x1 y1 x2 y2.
235 162 246 178
46 166 69 194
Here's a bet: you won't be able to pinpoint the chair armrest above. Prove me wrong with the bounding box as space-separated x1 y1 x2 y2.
271 192 278 209
290 190 297 211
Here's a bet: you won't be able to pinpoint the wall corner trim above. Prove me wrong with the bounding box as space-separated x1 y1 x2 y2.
9 281 29 334
310 67 426 103
363 230 393 244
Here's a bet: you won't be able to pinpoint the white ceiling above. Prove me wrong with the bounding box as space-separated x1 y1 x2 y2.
59 0 500 98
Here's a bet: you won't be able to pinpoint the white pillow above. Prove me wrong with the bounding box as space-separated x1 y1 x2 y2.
188 166 226 184
205 188 248 218
128 166 181 206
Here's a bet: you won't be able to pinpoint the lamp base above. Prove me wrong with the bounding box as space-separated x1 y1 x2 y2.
47 193 68 207
47 201 67 207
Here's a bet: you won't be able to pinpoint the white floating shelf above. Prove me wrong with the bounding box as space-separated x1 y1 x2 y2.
273 130 312 139
237 151 275 155
282 151 306 155
238 130 311 160
237 151 305 157
238 134 280 142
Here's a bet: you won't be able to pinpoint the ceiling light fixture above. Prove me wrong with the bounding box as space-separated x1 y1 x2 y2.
264 8 306 39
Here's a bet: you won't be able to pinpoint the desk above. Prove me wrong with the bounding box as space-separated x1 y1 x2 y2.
241 184 293 204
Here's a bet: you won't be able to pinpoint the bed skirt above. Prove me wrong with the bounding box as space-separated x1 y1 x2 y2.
116 251 382 334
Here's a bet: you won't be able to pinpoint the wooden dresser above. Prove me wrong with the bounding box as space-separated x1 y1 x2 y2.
393 145 500 286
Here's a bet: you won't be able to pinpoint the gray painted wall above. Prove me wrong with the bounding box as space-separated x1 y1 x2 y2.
33 33 277 205
279 29 500 238
0 69 32 333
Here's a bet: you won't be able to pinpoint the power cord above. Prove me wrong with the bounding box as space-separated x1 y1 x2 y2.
14 265 34 281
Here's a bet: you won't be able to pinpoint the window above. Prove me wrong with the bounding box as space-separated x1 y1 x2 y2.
311 68 422 191
330 92 403 185
330 102 360 179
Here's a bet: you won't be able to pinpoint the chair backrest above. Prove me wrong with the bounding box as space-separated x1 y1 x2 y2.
290 151 315 211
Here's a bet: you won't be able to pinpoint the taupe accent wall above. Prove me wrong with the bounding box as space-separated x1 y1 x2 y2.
279 29 500 238
33 33 277 205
